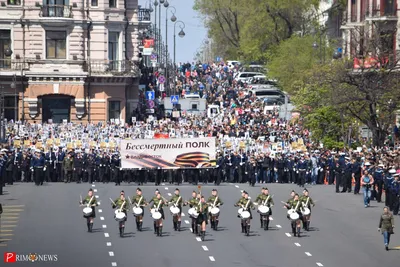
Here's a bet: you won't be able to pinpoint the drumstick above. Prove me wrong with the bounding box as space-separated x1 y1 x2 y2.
80 194 83 203
128 196 133 205
109 198 116 206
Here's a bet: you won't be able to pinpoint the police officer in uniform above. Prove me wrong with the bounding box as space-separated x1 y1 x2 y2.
5 150 14 185
74 150 84 183
111 153 121 186
30 149 45 186
342 157 352 193
374 164 385 202
45 147 56 182
55 147 65 182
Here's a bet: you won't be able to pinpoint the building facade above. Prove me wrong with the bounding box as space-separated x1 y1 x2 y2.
0 0 150 123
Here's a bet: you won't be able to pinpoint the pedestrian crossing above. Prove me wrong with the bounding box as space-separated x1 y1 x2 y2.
0 205 24 247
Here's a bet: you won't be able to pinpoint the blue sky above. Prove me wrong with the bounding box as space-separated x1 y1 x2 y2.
138 0 208 63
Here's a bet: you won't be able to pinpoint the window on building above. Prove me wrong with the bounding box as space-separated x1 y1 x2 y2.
91 0 98 7
351 0 357 22
3 96 17 121
0 30 11 68
109 0 116 8
46 31 67 59
7 0 21 5
108 101 121 120
108 32 119 70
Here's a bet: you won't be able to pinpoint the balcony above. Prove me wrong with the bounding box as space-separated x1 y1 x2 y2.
138 8 151 22
366 1 398 21
40 5 72 18
0 59 27 72
89 60 140 77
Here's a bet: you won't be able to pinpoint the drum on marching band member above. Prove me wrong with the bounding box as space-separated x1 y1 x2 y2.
236 191 255 236
168 188 185 231
148 191 166 236
80 188 98 232
300 189 315 231
207 189 223 231
196 195 209 241
111 190 129 237
255 187 274 230
186 191 200 234
284 193 303 237
131 188 147 231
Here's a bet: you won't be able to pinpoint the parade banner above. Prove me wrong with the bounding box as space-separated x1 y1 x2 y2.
121 138 216 169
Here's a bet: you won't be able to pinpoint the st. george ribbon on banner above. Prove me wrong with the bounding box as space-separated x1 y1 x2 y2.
120 138 216 169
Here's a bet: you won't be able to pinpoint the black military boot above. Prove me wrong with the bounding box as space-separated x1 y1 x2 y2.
241 223 245 233
191 223 196 234
246 225 250 236
201 231 205 241
260 219 264 228
120 227 124 238
156 226 159 236
297 226 301 237
306 221 310 231
215 220 219 231
195 225 199 235
210 220 215 230
292 225 296 236
159 226 163 237
89 223 93 232
87 222 90 232
139 222 143 231
119 227 122 236
153 222 157 234
177 221 181 231
136 221 140 230
173 221 177 231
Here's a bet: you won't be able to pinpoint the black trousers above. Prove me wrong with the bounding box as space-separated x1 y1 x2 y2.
74 168 83 182
342 173 352 192
112 168 120 184
374 180 383 202
64 170 72 182
354 175 361 194
56 163 63 182
6 170 13 185
34 167 44 185
335 173 342 192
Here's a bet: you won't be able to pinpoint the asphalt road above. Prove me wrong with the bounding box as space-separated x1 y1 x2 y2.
0 181 398 267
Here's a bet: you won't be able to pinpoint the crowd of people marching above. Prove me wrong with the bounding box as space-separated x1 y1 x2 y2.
0 60 399 216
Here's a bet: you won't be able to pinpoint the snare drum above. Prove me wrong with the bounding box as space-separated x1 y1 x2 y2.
287 209 296 215
133 207 143 216
82 207 93 218
289 212 300 221
210 207 220 216
150 208 156 214
188 208 199 218
170 206 180 215
257 205 270 215
152 211 162 220
240 210 251 219
115 211 126 221
302 207 311 216
237 208 244 215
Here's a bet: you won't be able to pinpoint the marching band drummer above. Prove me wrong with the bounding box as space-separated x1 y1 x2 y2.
111 190 130 237
300 189 315 231
186 191 199 234
80 188 98 233
207 189 224 230
148 191 166 237
149 189 161 234
131 188 147 231
235 191 247 232
255 187 274 230
284 194 303 237
168 188 185 231
196 196 209 241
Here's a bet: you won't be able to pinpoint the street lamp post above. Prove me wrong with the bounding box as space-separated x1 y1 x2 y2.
165 5 176 96
159 0 165 67
10 74 16 121
173 21 185 94
153 0 158 62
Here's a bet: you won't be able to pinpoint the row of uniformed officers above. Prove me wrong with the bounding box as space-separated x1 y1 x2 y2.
79 187 315 239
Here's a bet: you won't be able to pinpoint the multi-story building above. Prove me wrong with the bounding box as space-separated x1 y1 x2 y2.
0 0 151 123
341 0 398 64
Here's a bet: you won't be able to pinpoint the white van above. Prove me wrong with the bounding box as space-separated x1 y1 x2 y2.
234 72 264 82
227 60 241 69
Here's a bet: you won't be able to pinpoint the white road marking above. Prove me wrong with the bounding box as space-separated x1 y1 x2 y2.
100 217 105 220
112 263 117 267
269 217 273 221
285 233 291 237
305 252 312 257
202 246 209 251
196 237 202 242
94 189 98 192
92 184 95 187
235 185 239 188
109 251 114 257
184 220 190 224
209 256 215 262
98 202 101 205
190 228 193 232
102 225 107 229
99 209 103 213
181 212 185 217
165 187 168 190
106 242 112 246
276 225 282 228
167 193 172 196
104 233 109 237
295 243 301 247
316 263 323 267
96 195 99 198
162 183 165 185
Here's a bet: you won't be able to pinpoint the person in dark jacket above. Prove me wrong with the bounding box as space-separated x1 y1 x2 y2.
378 206 395 251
